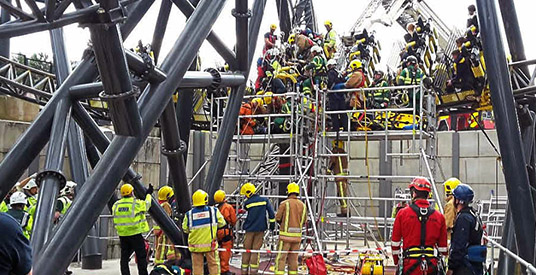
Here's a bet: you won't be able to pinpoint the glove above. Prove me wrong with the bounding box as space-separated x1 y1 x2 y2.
269 221 275 231
146 184 154 195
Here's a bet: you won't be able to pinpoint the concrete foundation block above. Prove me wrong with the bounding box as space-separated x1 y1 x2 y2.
437 132 453 157
459 131 479 157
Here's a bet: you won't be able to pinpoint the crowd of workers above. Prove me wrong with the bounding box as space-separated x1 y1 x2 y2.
238 4 485 136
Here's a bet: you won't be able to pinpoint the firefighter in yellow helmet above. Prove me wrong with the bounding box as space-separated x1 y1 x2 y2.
182 189 226 275
275 182 307 275
328 140 349 216
323 20 337 59
444 177 461 239
154 186 178 264
240 182 275 275
112 183 153 275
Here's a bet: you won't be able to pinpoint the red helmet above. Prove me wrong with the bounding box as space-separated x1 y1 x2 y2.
409 177 432 192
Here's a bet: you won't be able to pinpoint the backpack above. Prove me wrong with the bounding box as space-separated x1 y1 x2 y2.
306 254 327 275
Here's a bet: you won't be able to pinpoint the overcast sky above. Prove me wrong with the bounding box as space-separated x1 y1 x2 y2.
8 0 536 81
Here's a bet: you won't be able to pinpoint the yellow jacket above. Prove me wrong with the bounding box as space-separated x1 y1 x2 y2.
112 195 152 237
444 196 456 240
182 206 226 252
276 195 307 243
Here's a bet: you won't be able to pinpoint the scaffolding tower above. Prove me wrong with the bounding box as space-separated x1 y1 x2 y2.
210 84 439 253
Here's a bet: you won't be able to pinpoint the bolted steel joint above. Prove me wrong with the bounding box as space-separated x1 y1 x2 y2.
204 68 222 92
231 8 252 18
35 170 67 190
99 88 139 102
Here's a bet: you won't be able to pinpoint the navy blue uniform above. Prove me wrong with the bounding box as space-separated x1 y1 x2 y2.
0 213 32 275
243 194 275 232
448 207 484 275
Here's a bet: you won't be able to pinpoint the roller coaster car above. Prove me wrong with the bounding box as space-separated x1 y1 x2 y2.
351 111 422 131
437 86 491 111
356 252 384 275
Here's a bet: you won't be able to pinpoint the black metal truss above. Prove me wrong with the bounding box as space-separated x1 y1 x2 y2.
0 0 265 273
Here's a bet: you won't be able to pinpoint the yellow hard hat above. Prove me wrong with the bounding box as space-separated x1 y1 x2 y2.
158 186 174 201
444 178 461 197
192 189 208 207
240 182 256 198
252 98 264 106
214 190 226 203
287 182 300 195
120 184 134 197
288 33 296 44
349 60 362 70
256 90 265 96
332 140 344 149
264 92 273 105
324 20 332 27
270 24 277 30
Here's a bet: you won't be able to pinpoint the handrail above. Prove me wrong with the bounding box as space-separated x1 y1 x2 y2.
421 147 444 213
485 235 536 274
326 85 420 93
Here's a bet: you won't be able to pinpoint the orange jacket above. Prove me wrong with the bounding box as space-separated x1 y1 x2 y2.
217 202 237 242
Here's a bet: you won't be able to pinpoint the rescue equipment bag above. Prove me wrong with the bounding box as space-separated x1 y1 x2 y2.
306 253 327 275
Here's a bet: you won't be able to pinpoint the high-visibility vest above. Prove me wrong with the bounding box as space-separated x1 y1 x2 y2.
0 201 7 212
182 206 226 253
324 30 337 47
58 196 72 215
112 195 152 237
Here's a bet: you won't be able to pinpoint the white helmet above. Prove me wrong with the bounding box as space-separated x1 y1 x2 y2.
311 45 323 54
10 191 27 206
60 181 77 196
23 179 38 190
327 59 337 67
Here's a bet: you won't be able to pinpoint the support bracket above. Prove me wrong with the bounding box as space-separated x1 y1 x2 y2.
231 8 251 18
35 170 67 190
204 67 222 92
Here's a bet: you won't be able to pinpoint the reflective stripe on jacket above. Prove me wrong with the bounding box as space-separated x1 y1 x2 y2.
112 195 152 237
276 196 307 242
182 205 226 252
243 194 276 232
324 30 337 47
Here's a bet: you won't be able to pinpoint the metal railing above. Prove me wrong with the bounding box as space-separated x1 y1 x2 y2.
486 235 536 275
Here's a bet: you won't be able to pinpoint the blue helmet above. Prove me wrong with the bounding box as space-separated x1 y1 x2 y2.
452 183 474 204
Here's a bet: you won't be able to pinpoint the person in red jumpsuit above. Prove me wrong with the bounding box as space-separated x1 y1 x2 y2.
391 177 448 275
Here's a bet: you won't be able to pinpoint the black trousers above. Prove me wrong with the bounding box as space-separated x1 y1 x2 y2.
119 234 148 275
328 98 348 131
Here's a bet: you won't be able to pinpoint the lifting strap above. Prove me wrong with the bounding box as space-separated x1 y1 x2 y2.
403 203 437 275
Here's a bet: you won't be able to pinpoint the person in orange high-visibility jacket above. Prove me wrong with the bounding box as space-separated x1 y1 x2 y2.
154 186 178 265
391 177 448 275
182 189 226 275
214 190 237 275
275 182 307 275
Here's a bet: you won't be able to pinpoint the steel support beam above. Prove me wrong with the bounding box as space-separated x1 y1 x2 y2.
160 101 191 213
498 0 529 77
0 0 147 201
34 2 228 273
150 0 171 64
50 25 102 269
89 0 141 137
71 102 187 250
31 97 71 260
0 0 10 57
498 209 517 274
170 0 237 69
477 0 536 264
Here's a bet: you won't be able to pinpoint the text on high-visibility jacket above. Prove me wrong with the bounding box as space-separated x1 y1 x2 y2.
112 194 152 237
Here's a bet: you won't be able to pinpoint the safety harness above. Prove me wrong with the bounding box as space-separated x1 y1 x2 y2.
402 204 438 275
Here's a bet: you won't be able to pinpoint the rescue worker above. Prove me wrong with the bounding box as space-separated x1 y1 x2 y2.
323 20 337 59
264 24 278 54
274 182 307 275
22 178 38 208
55 181 76 223
397 56 424 86
239 98 265 135
404 23 420 58
112 183 153 275
447 184 485 275
302 45 327 96
443 178 461 240
182 189 226 275
288 33 314 60
391 177 448 275
328 140 349 216
154 186 177 265
240 182 276 275
369 70 389 109
6 191 32 239
345 60 366 110
214 190 237 275
326 59 347 131
447 49 475 93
